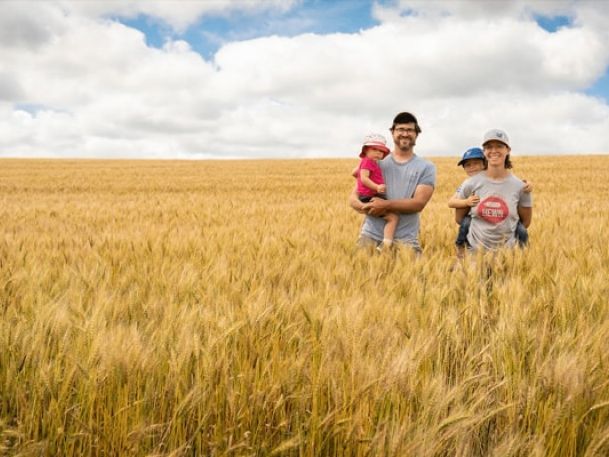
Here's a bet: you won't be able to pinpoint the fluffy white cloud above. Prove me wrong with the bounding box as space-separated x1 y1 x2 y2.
0 0 608 159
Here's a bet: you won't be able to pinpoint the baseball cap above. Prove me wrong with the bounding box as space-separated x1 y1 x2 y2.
482 129 510 148
457 147 485 166
360 133 390 158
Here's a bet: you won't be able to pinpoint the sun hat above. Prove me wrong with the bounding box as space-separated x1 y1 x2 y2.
360 133 390 158
457 147 485 166
482 129 510 148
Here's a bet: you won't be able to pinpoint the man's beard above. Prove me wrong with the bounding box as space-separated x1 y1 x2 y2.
396 136 416 150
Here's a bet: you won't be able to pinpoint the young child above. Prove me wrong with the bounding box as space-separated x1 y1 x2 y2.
448 147 532 258
355 133 399 250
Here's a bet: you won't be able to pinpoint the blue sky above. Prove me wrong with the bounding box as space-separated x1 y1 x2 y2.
119 1 380 59
2 0 609 158
586 70 609 102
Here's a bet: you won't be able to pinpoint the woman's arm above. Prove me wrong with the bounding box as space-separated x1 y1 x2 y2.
518 206 532 228
455 207 469 224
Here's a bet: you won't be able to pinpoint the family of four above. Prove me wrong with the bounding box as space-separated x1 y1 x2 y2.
349 112 533 256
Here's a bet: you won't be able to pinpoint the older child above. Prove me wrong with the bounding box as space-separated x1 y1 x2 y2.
448 145 532 257
355 133 398 250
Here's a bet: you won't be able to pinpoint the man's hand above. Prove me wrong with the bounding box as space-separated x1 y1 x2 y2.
363 197 390 217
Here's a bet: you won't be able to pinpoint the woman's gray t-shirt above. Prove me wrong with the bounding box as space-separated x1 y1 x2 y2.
457 172 532 250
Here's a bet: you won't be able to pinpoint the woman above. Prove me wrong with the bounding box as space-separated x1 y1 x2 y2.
455 129 532 251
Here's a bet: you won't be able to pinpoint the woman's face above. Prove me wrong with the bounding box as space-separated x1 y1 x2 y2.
483 140 510 167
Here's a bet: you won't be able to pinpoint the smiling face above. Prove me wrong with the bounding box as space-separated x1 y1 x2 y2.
391 122 418 152
483 140 511 168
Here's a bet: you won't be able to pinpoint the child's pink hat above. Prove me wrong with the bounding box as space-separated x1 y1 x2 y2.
360 133 390 158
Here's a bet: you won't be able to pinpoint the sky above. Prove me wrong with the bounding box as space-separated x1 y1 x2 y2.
1 0 609 160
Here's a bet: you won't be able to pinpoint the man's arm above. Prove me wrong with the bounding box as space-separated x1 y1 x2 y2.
364 184 434 217
348 184 366 214
518 206 532 228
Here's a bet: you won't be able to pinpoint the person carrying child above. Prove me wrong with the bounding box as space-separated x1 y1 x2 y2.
349 112 436 253
449 130 532 254
355 133 399 250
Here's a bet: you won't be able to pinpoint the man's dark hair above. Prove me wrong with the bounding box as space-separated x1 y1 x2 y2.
391 112 421 134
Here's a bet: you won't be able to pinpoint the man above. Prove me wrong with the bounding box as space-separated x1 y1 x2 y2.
349 112 436 252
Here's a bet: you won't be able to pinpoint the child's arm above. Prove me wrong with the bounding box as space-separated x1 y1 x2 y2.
359 169 383 193
351 165 359 178
451 180 476 223
448 193 479 209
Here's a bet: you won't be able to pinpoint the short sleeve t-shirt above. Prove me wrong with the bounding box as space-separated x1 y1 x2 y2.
360 154 436 249
457 173 532 250
357 158 384 197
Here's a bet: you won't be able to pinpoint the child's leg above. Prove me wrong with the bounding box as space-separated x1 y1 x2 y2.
382 212 399 247
515 221 529 247
455 215 472 258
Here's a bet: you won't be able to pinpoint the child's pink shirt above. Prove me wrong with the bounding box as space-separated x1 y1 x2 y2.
357 157 385 197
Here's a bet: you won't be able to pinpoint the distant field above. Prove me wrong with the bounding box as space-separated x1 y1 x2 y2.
1 156 609 456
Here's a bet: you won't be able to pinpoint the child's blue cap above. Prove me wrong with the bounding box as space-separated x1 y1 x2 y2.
457 147 485 166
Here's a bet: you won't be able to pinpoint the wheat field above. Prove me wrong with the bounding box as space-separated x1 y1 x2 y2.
1 155 609 456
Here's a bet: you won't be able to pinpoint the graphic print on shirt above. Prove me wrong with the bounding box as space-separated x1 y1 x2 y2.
476 196 509 224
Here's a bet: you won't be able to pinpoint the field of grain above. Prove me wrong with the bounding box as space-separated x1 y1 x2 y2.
1 155 609 456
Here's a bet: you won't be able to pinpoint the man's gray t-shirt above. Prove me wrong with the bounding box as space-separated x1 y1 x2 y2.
457 173 532 250
360 154 436 249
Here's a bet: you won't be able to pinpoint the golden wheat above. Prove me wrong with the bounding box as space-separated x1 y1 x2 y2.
1 156 609 456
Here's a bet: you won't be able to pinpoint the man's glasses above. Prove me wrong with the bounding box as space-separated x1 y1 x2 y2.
392 127 417 135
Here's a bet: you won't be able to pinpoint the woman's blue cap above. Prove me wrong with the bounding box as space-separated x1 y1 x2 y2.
457 147 485 166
